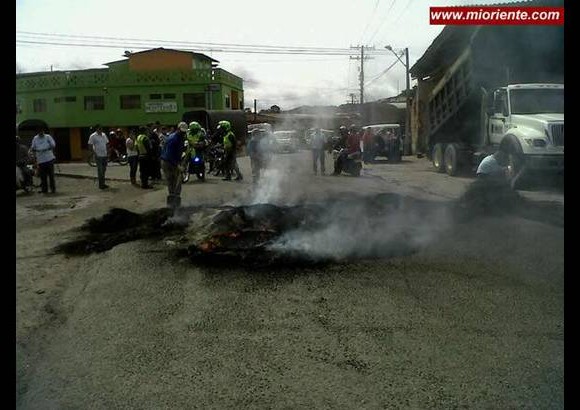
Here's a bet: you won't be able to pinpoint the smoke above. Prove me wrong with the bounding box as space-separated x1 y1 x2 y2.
268 195 451 260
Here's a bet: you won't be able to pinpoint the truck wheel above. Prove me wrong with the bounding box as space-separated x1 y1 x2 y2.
444 144 459 176
432 143 445 172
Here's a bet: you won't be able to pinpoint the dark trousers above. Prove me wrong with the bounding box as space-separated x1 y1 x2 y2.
224 151 235 178
38 160 55 193
138 156 151 187
312 149 325 174
128 155 139 182
95 156 108 188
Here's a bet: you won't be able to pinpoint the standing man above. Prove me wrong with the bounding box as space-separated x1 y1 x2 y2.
30 126 56 194
136 126 153 189
160 121 188 209
88 125 110 189
125 129 139 185
311 128 326 175
217 120 243 181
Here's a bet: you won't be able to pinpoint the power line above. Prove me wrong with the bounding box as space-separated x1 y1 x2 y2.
358 0 381 44
364 58 399 86
390 0 415 26
17 31 394 56
366 0 397 43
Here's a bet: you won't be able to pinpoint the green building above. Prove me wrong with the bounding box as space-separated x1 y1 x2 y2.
16 48 244 161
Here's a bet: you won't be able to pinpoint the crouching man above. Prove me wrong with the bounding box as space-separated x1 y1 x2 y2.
160 121 188 209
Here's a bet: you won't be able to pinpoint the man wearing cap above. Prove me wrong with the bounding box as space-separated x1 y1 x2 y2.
160 121 188 209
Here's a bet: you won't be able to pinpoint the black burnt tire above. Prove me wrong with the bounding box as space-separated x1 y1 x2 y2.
432 143 445 172
444 143 459 176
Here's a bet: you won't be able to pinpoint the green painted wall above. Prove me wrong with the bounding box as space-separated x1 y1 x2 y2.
16 67 244 128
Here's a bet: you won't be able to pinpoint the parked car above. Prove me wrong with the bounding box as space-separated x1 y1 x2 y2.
272 130 300 153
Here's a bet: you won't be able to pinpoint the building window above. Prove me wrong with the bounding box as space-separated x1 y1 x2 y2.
183 93 206 108
33 98 47 113
225 95 230 108
163 93 176 99
54 96 77 103
150 94 162 100
84 96 105 110
120 95 141 109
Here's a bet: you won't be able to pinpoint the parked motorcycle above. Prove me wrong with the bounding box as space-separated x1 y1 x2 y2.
333 148 363 177
87 148 128 167
16 164 35 193
207 143 226 177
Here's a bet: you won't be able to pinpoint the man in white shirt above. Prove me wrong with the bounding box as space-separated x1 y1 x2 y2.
30 126 56 193
476 151 508 179
88 124 110 189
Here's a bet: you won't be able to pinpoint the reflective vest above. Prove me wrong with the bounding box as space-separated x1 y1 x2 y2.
223 131 235 151
136 134 150 157
187 131 202 156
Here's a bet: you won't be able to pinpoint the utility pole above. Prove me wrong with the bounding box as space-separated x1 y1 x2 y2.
386 45 411 155
350 45 374 116
254 99 257 122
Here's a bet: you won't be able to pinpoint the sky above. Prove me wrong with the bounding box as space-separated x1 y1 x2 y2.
16 0 525 111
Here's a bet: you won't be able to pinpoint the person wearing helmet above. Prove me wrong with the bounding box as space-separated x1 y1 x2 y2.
160 121 189 209
217 120 243 181
186 121 206 158
181 121 207 181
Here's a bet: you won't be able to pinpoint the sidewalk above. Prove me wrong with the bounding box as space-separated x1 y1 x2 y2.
55 162 132 181
54 156 253 182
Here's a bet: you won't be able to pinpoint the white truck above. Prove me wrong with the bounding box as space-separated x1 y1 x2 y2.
429 78 563 186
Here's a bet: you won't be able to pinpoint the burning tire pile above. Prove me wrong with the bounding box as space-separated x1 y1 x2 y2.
55 184 561 267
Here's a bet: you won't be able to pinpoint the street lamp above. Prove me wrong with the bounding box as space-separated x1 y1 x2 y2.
385 45 411 155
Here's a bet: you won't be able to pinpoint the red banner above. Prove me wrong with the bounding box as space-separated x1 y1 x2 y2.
430 6 564 25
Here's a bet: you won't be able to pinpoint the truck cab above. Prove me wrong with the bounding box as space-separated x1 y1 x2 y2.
487 83 564 181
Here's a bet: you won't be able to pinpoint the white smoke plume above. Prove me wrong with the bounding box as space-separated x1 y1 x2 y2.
269 195 451 260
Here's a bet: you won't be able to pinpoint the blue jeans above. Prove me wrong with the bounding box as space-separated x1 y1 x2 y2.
96 156 108 188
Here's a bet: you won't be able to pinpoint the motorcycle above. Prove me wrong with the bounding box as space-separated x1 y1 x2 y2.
16 164 35 193
181 141 206 183
87 148 128 167
207 143 226 177
333 148 363 177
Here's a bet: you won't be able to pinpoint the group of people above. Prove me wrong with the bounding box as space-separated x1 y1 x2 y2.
309 124 362 176
159 119 243 208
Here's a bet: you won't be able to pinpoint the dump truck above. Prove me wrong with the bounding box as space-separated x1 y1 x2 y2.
412 24 564 186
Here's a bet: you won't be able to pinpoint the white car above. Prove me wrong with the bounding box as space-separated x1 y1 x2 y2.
273 131 299 153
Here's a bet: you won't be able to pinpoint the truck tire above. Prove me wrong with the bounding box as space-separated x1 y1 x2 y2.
444 144 459 176
432 143 445 172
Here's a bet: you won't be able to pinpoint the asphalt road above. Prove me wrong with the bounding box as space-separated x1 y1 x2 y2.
16 152 564 409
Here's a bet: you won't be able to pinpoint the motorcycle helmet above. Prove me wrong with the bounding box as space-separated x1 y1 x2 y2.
178 121 188 132
188 121 202 134
217 120 231 132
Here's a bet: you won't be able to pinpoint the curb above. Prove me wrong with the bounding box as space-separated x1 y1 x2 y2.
55 173 130 182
